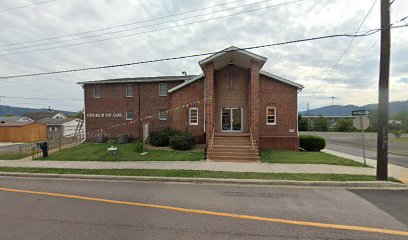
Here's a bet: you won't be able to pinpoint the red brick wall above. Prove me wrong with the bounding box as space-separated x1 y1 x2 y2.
258 74 299 150
250 61 260 144
205 63 215 146
84 81 182 141
214 65 249 133
169 78 205 143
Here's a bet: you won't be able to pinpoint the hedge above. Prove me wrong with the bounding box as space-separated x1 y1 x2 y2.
169 132 195 151
299 135 326 151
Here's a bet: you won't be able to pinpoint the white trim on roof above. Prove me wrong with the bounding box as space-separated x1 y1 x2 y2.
168 74 204 93
260 70 304 89
198 46 267 68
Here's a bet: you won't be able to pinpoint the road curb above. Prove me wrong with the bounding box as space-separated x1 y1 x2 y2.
0 172 406 189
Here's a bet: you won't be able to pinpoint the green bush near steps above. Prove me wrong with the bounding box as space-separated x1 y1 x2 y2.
149 128 178 147
169 132 195 151
299 135 326 152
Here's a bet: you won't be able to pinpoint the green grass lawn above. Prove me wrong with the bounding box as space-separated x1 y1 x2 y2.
392 137 408 143
0 167 398 182
260 151 368 167
36 143 203 161
0 152 30 160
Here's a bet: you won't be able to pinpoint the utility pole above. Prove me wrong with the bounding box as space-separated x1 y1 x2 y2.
377 0 391 180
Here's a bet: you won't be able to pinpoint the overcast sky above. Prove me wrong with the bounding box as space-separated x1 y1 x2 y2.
0 0 407 112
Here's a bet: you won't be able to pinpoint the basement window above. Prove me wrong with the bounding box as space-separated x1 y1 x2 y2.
126 110 133 120
189 108 198 125
159 83 168 96
159 109 167 120
266 107 276 125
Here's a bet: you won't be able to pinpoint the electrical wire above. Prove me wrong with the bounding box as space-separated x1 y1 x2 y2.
2 24 406 80
0 0 60 14
0 0 305 57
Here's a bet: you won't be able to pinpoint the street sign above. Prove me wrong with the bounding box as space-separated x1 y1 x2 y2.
352 110 369 116
353 115 369 130
353 115 370 165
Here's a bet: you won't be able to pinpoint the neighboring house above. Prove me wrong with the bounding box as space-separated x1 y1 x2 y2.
0 120 47 142
23 111 67 121
79 46 303 161
37 118 84 139
0 116 33 123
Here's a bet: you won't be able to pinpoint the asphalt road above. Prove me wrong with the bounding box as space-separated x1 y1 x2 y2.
326 143 408 168
0 177 407 240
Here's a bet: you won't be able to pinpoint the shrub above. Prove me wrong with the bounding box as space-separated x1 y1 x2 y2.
169 132 195 151
149 128 177 147
299 135 326 151
106 139 116 145
134 140 144 153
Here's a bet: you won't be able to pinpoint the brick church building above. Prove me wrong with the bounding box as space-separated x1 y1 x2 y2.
79 47 304 161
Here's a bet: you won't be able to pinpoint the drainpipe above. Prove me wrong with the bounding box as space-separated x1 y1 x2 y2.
81 84 86 143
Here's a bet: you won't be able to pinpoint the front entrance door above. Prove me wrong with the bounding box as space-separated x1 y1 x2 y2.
221 108 242 132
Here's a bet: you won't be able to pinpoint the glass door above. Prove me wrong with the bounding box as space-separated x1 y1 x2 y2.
221 108 242 132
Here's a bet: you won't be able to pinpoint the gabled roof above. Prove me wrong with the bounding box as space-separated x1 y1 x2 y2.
260 70 304 89
199 46 267 71
77 75 197 85
168 70 303 93
0 116 33 123
0 121 41 127
168 74 204 93
22 111 66 121
37 118 77 126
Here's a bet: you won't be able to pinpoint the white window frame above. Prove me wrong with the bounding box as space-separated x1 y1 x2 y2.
126 110 133 120
94 85 101 98
266 107 276 125
189 108 198 125
159 109 167 121
125 84 133 97
159 83 168 96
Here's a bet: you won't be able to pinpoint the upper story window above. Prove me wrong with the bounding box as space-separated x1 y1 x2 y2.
189 108 198 125
159 83 167 96
266 107 276 125
126 84 133 97
159 109 167 120
94 85 101 98
126 110 133 120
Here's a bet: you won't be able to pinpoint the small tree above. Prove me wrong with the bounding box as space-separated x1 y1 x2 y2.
298 114 308 131
394 111 408 133
335 118 354 132
312 116 330 132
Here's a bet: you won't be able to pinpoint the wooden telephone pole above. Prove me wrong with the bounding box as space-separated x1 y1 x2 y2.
376 0 391 180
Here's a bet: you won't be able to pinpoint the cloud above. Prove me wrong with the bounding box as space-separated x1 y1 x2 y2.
0 0 407 112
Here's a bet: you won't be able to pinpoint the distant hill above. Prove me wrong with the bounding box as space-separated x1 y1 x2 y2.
299 100 408 117
0 105 76 117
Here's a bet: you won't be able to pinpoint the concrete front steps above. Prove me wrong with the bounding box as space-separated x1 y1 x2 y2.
208 133 260 162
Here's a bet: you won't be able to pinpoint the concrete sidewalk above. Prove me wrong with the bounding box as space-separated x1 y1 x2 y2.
0 159 375 176
0 149 407 183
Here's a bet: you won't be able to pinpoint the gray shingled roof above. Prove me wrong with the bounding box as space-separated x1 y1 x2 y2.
37 118 76 126
0 116 33 123
22 111 66 121
77 75 198 85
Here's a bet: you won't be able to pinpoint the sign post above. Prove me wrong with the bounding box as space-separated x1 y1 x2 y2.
352 110 370 165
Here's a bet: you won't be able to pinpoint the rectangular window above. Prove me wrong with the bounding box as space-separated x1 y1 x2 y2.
126 110 133 120
189 108 198 125
266 107 276 125
159 109 167 120
126 84 133 97
94 85 100 98
159 83 167 96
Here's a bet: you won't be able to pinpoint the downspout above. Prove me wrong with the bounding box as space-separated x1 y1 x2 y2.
296 88 303 139
81 84 86 143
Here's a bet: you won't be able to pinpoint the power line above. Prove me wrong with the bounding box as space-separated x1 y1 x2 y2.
0 95 82 101
0 0 280 52
0 0 305 57
0 0 60 14
0 0 249 48
2 25 406 80
309 0 379 99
